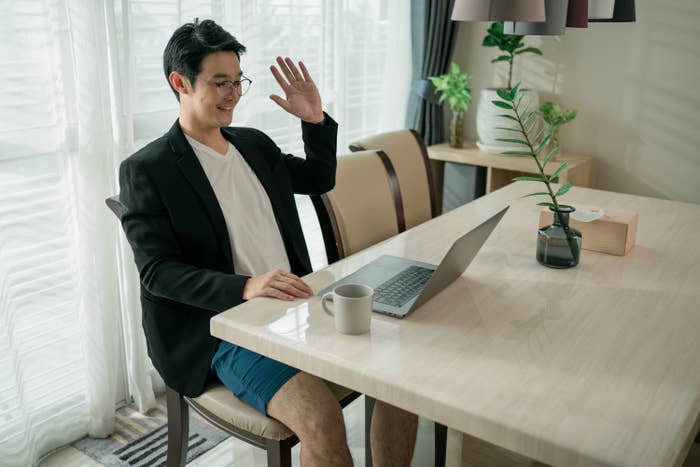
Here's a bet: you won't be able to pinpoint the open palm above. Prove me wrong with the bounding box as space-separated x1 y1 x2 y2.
269 57 324 124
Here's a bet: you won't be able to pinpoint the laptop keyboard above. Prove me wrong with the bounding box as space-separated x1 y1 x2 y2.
374 265 434 308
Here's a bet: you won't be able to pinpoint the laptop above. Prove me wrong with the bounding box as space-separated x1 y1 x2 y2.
318 207 509 318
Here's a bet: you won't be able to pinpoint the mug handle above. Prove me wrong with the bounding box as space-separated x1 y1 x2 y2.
322 292 334 316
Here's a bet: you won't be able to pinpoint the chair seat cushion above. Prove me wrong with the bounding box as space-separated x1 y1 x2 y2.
187 381 354 440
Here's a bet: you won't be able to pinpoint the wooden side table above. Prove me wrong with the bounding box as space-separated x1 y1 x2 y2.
427 142 594 210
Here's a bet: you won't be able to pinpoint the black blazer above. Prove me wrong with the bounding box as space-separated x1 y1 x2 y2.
119 115 337 397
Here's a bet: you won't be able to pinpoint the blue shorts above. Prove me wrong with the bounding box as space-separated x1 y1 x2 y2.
211 341 300 415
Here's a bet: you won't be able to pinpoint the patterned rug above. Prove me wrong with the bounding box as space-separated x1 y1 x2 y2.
72 396 229 467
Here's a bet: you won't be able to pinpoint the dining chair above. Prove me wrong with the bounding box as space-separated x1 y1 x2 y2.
310 149 404 264
310 152 447 467
349 129 439 228
105 195 361 467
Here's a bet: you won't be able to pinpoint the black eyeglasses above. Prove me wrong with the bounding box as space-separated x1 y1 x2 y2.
211 76 252 97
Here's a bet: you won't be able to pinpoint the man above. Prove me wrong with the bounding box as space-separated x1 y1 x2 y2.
119 19 417 466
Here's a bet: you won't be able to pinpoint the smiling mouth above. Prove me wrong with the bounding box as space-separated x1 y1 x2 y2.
217 105 233 111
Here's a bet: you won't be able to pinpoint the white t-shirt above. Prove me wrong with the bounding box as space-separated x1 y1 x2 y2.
185 134 291 277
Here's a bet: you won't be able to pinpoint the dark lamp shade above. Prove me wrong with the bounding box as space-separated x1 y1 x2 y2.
567 0 589 27
589 0 635 22
451 0 546 22
504 0 568 35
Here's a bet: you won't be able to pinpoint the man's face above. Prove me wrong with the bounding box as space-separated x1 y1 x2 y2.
182 51 242 129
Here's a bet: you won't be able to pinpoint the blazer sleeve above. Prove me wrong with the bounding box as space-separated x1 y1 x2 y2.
280 112 338 194
119 157 249 313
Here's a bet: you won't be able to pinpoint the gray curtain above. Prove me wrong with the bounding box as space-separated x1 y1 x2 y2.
405 0 458 145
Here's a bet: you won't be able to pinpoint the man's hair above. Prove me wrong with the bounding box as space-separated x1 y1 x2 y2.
163 18 246 101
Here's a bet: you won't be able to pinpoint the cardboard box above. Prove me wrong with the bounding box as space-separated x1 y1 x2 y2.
539 206 638 256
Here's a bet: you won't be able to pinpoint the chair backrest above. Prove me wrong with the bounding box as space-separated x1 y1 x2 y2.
311 150 404 263
349 129 437 229
105 195 125 220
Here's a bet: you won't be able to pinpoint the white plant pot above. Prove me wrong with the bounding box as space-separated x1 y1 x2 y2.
588 0 615 19
476 88 540 153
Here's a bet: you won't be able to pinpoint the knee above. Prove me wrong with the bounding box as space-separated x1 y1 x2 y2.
297 403 346 443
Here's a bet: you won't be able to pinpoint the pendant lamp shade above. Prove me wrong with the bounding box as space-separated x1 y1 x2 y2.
566 0 589 27
589 0 635 22
504 0 568 35
588 0 615 19
451 0 546 22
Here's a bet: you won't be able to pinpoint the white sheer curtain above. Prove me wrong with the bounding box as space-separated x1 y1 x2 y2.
1 1 123 465
0 1 411 465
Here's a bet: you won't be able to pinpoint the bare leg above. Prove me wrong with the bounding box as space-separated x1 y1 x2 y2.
267 372 352 467
370 400 418 467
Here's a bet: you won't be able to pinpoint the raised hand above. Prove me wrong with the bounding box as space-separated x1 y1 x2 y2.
269 57 324 124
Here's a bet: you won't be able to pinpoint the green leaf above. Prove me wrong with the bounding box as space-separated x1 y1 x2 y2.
537 202 556 209
541 146 558 170
492 100 513 110
531 127 545 146
491 55 511 63
496 89 513 101
495 138 529 146
513 176 545 182
497 114 518 121
549 161 569 181
525 118 538 136
509 82 521 100
514 47 543 55
522 110 537 127
556 181 573 197
536 134 552 153
522 192 551 198
501 150 534 157
495 126 524 133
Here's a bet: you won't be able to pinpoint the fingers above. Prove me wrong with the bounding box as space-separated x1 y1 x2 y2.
284 57 304 82
275 56 297 84
269 94 290 111
270 280 309 298
269 65 289 90
263 287 295 301
277 271 314 295
272 57 311 85
298 61 313 83
244 269 313 302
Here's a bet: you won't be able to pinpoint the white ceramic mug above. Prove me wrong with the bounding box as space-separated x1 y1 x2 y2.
322 284 373 334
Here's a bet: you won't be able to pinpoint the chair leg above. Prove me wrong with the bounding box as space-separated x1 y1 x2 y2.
266 438 293 467
435 422 447 467
365 395 376 467
166 387 189 467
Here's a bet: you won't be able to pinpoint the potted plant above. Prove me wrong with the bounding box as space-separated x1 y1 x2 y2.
491 83 581 268
429 62 472 148
537 101 577 160
477 21 542 152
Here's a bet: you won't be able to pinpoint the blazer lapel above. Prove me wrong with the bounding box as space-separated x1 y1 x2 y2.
167 121 234 271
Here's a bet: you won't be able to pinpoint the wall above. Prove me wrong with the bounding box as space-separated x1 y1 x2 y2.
449 0 700 203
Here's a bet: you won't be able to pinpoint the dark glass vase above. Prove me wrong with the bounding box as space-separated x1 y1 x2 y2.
536 205 582 268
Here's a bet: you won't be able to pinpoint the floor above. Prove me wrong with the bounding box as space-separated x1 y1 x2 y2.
37 396 437 467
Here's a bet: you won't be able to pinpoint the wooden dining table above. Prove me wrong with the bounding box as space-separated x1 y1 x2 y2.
211 181 700 467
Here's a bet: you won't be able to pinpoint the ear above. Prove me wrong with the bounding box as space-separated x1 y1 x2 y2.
168 71 190 97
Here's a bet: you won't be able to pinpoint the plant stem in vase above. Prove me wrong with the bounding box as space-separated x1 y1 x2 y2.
450 110 464 148
491 83 581 268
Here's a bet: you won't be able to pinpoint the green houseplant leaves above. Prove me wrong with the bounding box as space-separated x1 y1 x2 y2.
428 62 472 113
491 82 580 259
482 22 542 90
